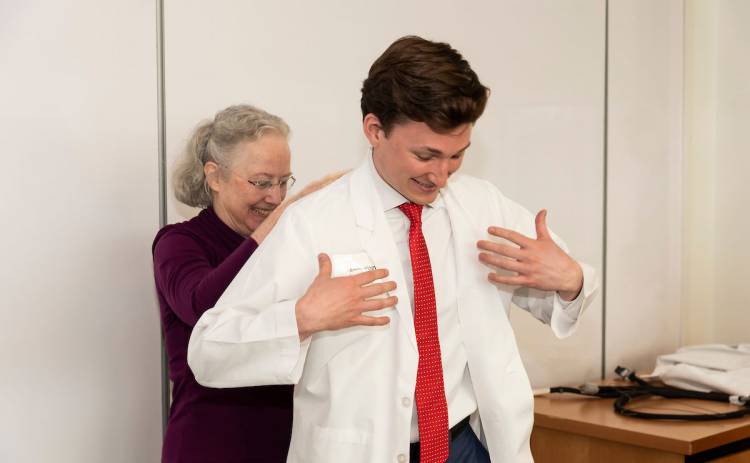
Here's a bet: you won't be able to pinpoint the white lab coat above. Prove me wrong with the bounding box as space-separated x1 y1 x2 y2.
188 158 598 463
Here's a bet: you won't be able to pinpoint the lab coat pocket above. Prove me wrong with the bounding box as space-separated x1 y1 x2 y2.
329 252 394 323
301 252 395 396
330 252 377 277
311 424 372 461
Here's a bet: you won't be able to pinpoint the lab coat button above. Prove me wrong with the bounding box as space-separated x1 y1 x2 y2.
397 454 407 463
401 397 411 407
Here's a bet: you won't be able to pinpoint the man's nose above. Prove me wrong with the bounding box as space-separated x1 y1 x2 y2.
433 160 451 187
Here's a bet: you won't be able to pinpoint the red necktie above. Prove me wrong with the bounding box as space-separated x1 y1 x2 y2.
399 202 450 463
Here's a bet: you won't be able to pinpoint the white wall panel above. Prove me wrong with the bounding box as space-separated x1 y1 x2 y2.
683 0 718 346
606 0 684 374
0 1 161 461
711 0 750 344
164 0 604 387
683 0 750 345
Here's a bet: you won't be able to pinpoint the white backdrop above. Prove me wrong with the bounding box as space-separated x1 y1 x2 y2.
164 0 605 387
683 0 750 346
0 0 162 461
605 0 683 374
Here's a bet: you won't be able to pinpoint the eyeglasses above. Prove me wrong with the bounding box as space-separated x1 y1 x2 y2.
246 176 296 191
217 163 295 191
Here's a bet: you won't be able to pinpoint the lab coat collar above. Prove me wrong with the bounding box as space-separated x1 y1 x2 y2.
348 151 418 352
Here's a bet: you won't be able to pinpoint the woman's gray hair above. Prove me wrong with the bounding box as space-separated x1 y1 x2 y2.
172 104 290 208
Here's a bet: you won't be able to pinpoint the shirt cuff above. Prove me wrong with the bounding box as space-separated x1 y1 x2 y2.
555 288 584 319
550 262 597 338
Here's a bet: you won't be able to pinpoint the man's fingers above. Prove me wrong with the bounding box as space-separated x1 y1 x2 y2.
476 240 523 259
361 281 397 298
352 267 390 285
351 314 391 327
317 253 332 279
360 296 398 312
535 209 551 240
487 226 533 248
487 272 528 286
478 252 524 273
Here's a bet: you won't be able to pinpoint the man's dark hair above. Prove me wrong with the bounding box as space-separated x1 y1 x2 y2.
361 35 490 135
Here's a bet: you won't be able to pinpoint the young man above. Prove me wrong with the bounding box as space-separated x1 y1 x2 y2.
188 36 597 463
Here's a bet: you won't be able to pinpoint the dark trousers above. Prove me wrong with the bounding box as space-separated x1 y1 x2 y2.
410 425 491 463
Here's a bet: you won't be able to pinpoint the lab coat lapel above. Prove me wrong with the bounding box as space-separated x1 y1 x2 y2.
440 182 487 315
348 162 418 353
441 180 516 365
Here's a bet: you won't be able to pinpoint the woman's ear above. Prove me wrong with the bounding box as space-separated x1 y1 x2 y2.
203 161 221 193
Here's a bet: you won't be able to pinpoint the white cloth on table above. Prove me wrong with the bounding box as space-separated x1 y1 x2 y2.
652 344 750 396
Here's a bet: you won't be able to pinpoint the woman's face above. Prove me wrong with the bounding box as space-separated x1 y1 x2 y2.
207 133 292 237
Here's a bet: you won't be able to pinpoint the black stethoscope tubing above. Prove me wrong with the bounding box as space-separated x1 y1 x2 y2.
548 366 750 421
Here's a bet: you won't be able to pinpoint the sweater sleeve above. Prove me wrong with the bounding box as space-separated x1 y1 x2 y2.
188 207 317 387
153 230 259 326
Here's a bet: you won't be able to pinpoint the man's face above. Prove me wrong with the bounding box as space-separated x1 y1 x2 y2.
369 118 472 205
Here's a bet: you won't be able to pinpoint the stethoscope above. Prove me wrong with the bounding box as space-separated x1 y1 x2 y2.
540 366 750 421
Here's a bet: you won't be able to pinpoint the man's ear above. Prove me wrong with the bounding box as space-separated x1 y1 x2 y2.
362 113 385 147
204 161 221 193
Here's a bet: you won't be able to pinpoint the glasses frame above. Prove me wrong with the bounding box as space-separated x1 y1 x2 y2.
246 175 296 191
216 162 296 191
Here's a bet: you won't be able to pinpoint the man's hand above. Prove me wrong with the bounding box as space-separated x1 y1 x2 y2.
295 253 398 340
476 210 583 301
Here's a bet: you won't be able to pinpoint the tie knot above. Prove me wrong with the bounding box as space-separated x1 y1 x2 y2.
398 202 423 225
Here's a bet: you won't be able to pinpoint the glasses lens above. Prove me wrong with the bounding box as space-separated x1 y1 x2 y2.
248 180 270 190
249 176 295 190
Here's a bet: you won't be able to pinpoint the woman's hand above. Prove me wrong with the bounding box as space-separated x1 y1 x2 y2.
295 253 398 340
287 170 349 202
250 171 348 244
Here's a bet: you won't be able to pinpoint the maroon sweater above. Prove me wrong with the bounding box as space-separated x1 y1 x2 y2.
152 207 292 463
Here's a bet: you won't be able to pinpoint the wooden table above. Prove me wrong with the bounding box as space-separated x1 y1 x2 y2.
532 386 750 462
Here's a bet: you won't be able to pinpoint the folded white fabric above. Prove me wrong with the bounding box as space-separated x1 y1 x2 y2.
652 344 750 396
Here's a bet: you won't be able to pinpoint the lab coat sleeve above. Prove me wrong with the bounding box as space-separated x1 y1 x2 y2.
187 206 318 388
511 261 597 338
490 186 599 338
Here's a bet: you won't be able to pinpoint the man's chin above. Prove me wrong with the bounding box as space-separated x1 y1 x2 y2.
405 189 439 205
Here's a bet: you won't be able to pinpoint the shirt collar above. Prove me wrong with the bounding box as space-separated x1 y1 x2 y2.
366 148 445 213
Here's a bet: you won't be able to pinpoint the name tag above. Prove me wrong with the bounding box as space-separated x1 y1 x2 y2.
330 252 390 301
330 252 377 277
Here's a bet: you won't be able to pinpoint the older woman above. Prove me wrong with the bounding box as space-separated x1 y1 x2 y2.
152 105 395 463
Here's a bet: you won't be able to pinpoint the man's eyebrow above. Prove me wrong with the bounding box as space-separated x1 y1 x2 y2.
413 141 472 156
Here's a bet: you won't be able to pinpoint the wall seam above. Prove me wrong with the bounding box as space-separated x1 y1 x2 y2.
601 0 609 381
156 0 169 435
